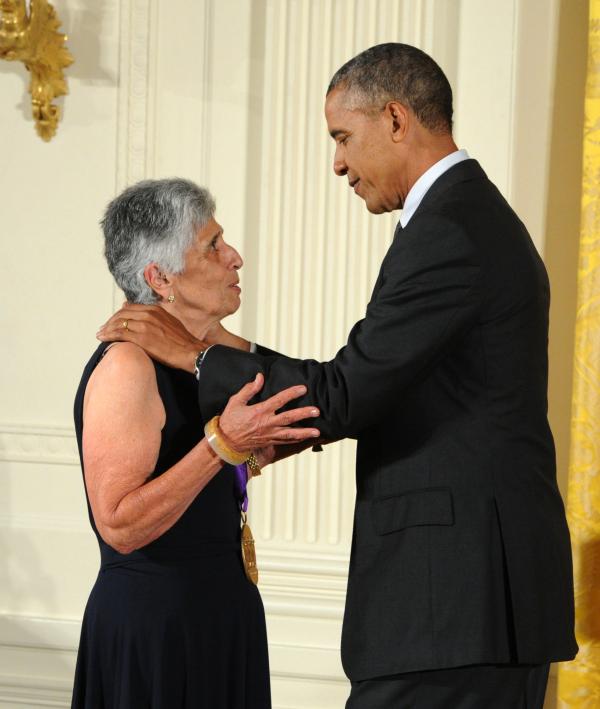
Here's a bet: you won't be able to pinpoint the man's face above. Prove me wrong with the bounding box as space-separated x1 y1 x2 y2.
325 88 403 214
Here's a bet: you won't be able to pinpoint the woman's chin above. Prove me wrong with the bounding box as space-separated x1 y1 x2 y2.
224 294 242 316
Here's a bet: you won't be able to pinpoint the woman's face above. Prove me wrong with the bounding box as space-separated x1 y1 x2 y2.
171 217 243 320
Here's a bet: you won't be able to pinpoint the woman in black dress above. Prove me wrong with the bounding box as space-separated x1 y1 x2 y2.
72 178 320 709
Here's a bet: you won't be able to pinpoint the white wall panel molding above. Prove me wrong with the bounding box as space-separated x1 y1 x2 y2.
198 0 214 185
509 0 560 254
0 677 71 708
150 0 216 183
0 514 86 534
0 615 79 652
111 0 154 309
115 0 152 191
0 425 77 467
260 545 348 576
454 0 559 253
269 640 346 683
454 0 517 197
0 617 77 708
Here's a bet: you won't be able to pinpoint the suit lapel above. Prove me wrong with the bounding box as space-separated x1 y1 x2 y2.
369 219 403 303
368 161 484 304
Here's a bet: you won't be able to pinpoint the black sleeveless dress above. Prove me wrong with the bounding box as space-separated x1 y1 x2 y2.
71 343 271 709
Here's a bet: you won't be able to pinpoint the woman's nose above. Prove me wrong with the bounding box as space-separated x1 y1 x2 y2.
230 246 243 270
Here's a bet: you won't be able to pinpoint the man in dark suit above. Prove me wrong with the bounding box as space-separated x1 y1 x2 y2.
99 44 577 707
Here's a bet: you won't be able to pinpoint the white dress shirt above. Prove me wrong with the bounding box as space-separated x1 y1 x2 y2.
399 149 470 228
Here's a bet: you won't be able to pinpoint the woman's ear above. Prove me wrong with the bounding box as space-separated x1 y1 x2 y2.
143 263 173 301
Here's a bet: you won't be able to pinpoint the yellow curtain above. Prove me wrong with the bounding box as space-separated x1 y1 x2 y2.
557 1 600 706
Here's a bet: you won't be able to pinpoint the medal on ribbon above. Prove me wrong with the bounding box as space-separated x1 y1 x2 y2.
234 463 259 585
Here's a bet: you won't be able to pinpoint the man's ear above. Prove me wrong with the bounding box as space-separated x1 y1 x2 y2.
143 263 173 301
385 101 410 143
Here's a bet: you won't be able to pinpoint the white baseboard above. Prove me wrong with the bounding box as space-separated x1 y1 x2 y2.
0 676 72 708
0 612 349 709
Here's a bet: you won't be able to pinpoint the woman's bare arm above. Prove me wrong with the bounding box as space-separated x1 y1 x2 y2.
82 343 223 554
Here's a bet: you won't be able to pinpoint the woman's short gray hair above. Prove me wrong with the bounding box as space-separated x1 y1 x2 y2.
102 178 216 304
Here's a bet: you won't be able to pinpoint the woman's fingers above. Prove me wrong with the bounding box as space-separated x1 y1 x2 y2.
232 373 265 405
270 426 320 442
260 384 308 414
272 406 319 426
223 381 318 451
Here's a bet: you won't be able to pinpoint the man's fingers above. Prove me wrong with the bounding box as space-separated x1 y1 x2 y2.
97 309 134 334
272 406 319 426
97 328 132 343
262 384 308 413
98 310 166 339
96 320 141 342
97 304 173 334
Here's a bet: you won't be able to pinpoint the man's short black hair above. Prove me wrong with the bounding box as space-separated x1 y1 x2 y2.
327 43 453 134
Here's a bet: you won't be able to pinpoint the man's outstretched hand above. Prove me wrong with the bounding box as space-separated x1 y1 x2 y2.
97 304 203 372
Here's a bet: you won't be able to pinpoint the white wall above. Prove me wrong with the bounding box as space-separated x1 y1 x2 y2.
0 1 564 707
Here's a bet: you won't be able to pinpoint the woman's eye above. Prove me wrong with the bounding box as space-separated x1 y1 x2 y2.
210 239 219 251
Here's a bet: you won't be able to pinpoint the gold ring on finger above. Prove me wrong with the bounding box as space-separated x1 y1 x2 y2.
122 319 129 330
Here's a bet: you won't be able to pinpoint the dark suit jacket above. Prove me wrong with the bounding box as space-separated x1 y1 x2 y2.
198 160 577 680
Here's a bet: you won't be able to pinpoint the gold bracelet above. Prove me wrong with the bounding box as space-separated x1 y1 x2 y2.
204 416 250 465
247 452 262 477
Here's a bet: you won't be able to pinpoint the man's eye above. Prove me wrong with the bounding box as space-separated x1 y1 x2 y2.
339 136 348 145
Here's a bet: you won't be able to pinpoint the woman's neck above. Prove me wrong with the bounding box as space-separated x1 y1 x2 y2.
156 302 251 352
158 302 216 342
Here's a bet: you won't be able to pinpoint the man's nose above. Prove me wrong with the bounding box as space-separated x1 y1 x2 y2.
333 148 347 176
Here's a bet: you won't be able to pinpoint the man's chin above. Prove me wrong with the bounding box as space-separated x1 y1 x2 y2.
365 200 389 215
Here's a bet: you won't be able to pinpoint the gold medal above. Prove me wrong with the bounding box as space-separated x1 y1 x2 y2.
241 512 259 585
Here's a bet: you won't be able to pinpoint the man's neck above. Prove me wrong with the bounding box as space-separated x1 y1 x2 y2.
402 136 459 204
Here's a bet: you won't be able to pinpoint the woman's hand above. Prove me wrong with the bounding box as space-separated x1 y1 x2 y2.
219 373 320 451
253 445 276 469
253 438 333 470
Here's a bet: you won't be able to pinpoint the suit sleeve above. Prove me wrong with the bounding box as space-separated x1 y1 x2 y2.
199 216 482 439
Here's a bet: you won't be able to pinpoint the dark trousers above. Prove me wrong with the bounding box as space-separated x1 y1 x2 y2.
346 664 550 709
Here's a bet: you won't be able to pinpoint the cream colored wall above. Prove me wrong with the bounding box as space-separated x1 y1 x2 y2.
0 1 581 707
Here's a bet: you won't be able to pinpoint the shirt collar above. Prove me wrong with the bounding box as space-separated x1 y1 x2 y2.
399 149 470 228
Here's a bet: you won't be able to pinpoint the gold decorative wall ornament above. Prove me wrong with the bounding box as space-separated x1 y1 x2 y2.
0 0 73 141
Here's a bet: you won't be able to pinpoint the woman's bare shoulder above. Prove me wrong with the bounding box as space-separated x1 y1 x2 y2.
92 342 155 382
84 342 162 419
